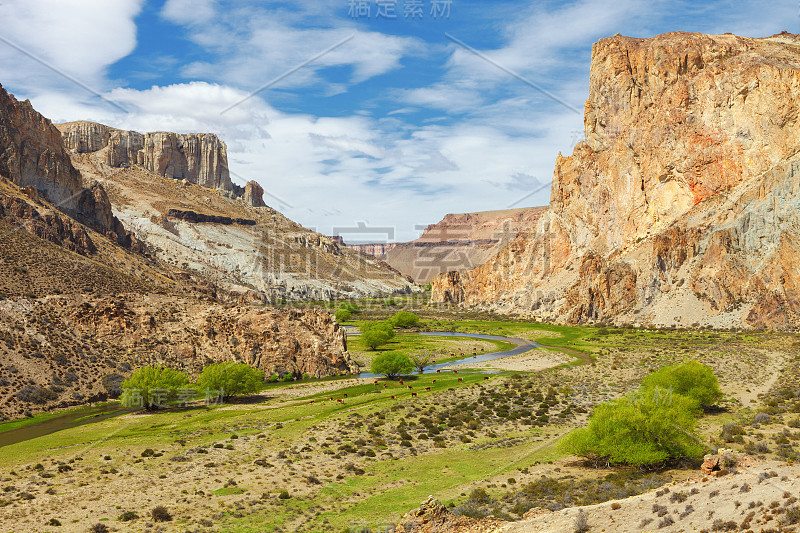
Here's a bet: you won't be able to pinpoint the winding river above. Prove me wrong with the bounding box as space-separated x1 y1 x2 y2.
351 330 540 378
0 331 543 447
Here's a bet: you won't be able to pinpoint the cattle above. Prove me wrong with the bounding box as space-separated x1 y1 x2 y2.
458 377 463 382
310 400 315 404
432 380 436 383
383 383 387 388
399 380 404 385
453 370 458 374
436 369 441 373
337 399 344 403
343 393 348 398
407 385 413 389
411 392 417 397
484 376 489 380
391 395 396 399
425 387 431 391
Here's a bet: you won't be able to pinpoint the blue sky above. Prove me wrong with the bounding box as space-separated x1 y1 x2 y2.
0 0 796 241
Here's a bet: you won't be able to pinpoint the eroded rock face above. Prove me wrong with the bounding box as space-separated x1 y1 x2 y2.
243 180 266 207
57 122 233 191
0 295 356 418
0 87 133 245
431 32 800 329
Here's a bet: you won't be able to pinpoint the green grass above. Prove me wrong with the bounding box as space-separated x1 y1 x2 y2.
349 330 517 361
213 486 247 496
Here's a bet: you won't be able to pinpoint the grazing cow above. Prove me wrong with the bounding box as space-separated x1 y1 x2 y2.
337 399 344 403
453 370 458 374
329 397 334 401
483 376 489 380
343 393 348 398
458 377 463 382
391 395 396 399
432 379 436 383
310 400 315 404
407 385 413 389
411 392 417 397
450 353 454 356
436 369 441 373
373 380 379 385
503 383 509 388
383 383 387 388
425 387 431 391
399 380 404 385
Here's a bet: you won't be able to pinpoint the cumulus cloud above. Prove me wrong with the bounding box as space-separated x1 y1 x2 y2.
0 0 143 95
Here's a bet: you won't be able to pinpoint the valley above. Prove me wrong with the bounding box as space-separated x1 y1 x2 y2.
1 19 800 533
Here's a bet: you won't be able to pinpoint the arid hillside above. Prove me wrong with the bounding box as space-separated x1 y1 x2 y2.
0 85 361 419
56 121 417 302
433 31 800 329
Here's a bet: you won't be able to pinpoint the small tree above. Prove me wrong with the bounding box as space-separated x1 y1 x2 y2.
391 311 420 328
360 321 396 350
641 360 722 409
196 362 264 400
410 350 432 373
559 386 705 466
334 308 352 322
371 351 413 379
121 366 190 411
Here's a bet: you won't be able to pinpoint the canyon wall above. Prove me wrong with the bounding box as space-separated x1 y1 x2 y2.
57 121 266 207
432 32 800 329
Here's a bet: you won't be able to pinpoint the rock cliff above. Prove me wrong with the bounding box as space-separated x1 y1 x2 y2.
243 180 266 207
431 31 800 329
58 121 233 191
0 85 133 247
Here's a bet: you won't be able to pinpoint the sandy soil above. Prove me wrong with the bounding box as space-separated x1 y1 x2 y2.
503 458 800 532
449 348 573 372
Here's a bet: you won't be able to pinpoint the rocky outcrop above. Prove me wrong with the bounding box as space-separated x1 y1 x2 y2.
431 32 800 329
166 208 256 226
0 194 96 254
0 86 84 212
139 131 232 190
0 294 356 418
394 496 506 533
345 242 399 256
57 122 234 191
243 180 266 207
0 86 135 247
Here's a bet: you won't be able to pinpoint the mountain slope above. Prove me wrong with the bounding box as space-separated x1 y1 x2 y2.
57 121 417 301
432 31 800 329
0 85 359 419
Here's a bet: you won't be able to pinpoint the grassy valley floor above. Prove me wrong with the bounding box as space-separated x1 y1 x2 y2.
0 318 798 532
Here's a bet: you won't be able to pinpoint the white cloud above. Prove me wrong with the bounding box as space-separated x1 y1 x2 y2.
0 0 143 94
163 3 423 90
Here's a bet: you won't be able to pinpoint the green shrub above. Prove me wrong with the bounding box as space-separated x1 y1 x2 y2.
391 311 419 328
360 321 396 350
641 360 722 409
118 510 138 521
196 362 264 399
120 366 190 411
560 386 705 466
339 302 362 314
334 308 352 322
371 351 413 379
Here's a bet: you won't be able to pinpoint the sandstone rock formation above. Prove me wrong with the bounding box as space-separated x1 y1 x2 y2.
347 207 546 283
58 121 233 191
431 32 800 329
243 180 266 207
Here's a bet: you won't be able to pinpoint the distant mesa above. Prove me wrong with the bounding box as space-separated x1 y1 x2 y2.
57 121 266 208
342 207 546 283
